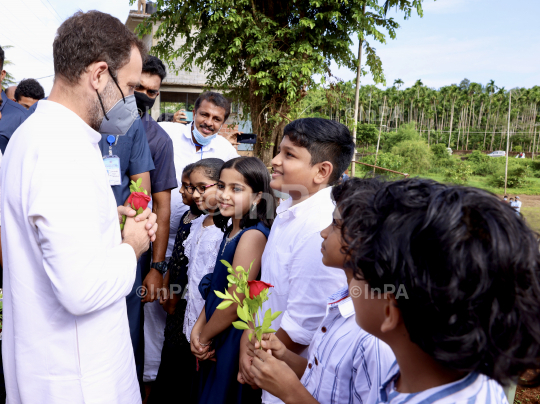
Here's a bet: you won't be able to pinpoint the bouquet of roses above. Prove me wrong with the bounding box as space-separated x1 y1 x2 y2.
120 178 151 231
214 260 281 344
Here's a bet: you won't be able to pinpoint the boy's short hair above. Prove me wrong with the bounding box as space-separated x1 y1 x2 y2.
341 178 540 385
15 79 45 101
284 118 355 185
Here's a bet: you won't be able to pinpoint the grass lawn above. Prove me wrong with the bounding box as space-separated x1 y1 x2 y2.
354 169 540 233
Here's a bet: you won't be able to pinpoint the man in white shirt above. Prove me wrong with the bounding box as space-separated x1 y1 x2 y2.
514 196 522 213
159 91 239 259
1 11 158 404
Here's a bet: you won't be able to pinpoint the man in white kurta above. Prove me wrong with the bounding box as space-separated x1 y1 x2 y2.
1 11 154 404
1 99 143 403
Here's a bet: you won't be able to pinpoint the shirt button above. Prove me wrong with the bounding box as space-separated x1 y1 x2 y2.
321 326 327 333
314 357 319 366
308 363 312 369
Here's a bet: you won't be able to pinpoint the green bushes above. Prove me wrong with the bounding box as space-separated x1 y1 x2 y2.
444 161 472 185
391 140 432 174
466 150 498 176
490 166 531 188
383 123 420 152
360 152 405 175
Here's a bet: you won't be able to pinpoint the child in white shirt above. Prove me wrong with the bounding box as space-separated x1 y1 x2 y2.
238 118 355 404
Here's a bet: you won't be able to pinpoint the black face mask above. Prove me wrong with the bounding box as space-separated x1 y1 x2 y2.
135 91 157 117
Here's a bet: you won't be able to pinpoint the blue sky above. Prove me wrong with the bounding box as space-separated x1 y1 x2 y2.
1 0 539 95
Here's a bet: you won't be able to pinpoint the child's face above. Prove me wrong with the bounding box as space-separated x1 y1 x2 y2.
320 208 348 269
189 168 219 212
270 136 319 193
217 168 260 219
179 173 192 206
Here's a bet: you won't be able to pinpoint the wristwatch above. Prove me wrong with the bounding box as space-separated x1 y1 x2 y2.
152 261 168 274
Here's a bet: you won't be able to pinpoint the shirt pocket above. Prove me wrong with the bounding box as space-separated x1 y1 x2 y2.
309 365 340 403
46 319 82 379
267 251 291 297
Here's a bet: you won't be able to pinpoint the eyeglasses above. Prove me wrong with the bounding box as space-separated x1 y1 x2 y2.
186 183 217 195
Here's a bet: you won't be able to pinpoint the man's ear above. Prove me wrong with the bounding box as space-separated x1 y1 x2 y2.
88 62 109 92
380 294 401 334
0 70 6 84
313 161 334 185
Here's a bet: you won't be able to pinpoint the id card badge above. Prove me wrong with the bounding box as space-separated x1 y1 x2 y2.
103 155 121 186
103 134 121 186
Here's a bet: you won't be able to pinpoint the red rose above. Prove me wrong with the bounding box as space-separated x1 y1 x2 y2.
128 192 151 211
247 280 274 299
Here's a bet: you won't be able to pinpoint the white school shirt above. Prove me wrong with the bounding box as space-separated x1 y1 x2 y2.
182 215 223 341
1 100 140 404
158 122 238 258
300 287 395 404
377 362 508 404
261 186 347 404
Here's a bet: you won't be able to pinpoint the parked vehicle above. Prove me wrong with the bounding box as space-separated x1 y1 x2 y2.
488 151 506 157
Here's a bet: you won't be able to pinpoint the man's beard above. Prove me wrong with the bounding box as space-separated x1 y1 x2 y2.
88 79 118 132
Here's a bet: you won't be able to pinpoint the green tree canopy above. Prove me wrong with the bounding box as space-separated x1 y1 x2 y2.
1 45 16 90
133 0 426 164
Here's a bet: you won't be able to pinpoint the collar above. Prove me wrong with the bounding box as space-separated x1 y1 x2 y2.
35 100 102 145
276 185 332 218
183 122 219 151
379 360 400 402
327 286 355 318
0 91 6 111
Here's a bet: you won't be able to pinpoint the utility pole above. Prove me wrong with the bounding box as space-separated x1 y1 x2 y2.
351 2 366 178
504 92 512 195
373 96 387 174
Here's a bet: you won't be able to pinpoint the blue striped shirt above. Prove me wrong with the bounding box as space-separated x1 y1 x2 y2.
377 362 509 404
300 287 395 404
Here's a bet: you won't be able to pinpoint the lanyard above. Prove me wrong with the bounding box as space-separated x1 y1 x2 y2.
106 135 119 156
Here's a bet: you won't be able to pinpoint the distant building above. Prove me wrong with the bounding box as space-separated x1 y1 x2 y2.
125 8 253 154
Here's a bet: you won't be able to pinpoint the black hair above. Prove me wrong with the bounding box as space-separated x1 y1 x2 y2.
15 79 45 101
53 11 147 85
182 162 198 178
340 177 540 386
0 45 4 71
194 91 231 121
142 55 167 83
190 158 225 220
213 157 277 233
190 158 224 183
284 118 355 185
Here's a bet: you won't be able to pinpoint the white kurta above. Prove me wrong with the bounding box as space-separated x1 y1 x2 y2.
1 100 141 404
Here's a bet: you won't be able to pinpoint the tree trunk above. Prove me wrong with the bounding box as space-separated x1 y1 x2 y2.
251 77 289 166
448 99 456 148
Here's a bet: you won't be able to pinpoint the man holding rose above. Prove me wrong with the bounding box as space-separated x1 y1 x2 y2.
0 11 158 404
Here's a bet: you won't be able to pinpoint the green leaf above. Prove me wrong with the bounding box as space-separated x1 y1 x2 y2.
237 305 248 322
264 328 276 333
216 300 234 310
214 290 229 300
270 311 282 321
248 332 253 342
264 308 272 320
232 321 250 330
256 328 263 342
136 177 142 187
137 207 144 215
227 275 237 284
235 265 244 273
220 260 233 270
